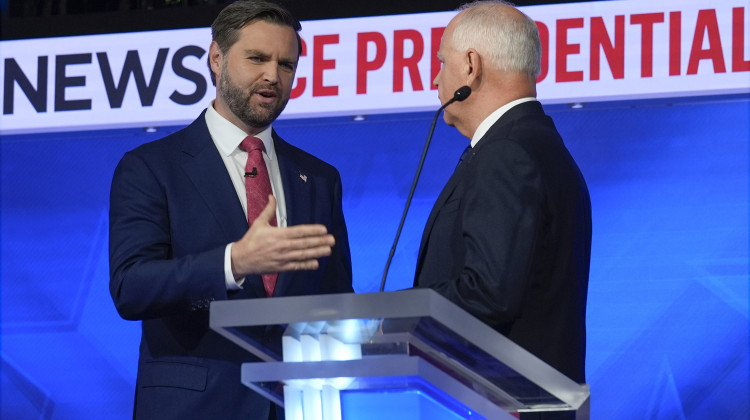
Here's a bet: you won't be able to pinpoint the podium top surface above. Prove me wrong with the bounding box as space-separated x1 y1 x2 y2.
210 289 589 412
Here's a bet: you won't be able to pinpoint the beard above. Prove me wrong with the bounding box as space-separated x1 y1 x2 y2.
218 64 290 130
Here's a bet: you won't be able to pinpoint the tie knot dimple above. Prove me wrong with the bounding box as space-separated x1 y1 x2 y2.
240 136 264 153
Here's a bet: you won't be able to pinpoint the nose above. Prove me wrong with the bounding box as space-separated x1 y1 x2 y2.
433 68 441 88
262 62 279 84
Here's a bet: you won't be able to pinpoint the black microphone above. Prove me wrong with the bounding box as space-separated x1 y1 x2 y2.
380 86 472 292
245 167 258 177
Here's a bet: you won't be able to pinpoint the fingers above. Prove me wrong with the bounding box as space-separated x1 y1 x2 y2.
278 227 335 246
266 233 333 271
279 259 321 272
231 217 336 277
278 223 332 239
278 242 333 261
271 228 334 268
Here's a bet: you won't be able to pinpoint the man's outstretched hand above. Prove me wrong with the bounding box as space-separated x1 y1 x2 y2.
231 195 334 279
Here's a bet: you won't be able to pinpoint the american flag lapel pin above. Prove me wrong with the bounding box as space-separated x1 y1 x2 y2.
299 172 308 183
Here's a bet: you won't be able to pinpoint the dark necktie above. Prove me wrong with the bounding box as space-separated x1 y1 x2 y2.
456 145 473 168
239 136 278 297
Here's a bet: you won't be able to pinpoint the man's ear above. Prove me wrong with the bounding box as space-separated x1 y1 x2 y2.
464 48 483 89
208 41 223 78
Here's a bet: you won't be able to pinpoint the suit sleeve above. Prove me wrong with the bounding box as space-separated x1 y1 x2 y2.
429 140 543 328
109 151 228 320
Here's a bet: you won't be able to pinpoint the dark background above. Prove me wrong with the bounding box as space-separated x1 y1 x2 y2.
1 0 598 40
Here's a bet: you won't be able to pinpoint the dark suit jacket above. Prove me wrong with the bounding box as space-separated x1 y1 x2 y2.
414 101 591 386
109 112 353 420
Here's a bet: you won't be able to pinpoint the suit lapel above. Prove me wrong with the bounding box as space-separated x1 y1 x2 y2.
415 148 473 275
179 114 249 242
271 132 314 297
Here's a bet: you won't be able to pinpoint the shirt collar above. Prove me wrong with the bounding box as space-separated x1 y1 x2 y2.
205 101 276 159
471 97 537 148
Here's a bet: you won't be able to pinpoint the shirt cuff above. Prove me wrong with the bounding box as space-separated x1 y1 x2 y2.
225 243 244 290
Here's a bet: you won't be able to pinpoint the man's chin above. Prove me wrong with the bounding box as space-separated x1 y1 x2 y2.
251 98 287 117
442 113 456 127
240 109 283 130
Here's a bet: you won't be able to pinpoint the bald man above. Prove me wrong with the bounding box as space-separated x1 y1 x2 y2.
414 2 592 418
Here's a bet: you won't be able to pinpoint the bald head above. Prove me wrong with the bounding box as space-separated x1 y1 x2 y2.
450 1 542 81
432 1 541 138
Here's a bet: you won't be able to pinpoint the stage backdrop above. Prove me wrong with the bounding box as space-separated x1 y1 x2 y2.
1 0 748 419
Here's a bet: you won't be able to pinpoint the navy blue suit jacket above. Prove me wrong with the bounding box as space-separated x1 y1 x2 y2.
414 101 591 389
109 112 353 420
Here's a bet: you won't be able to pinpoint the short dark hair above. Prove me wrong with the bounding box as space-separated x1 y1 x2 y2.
208 0 302 85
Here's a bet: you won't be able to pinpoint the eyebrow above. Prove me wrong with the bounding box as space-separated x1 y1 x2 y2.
243 49 269 58
244 49 298 65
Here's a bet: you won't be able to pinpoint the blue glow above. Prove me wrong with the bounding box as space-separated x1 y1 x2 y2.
340 389 470 420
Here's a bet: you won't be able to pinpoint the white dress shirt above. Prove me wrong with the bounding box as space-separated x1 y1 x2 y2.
204 102 288 290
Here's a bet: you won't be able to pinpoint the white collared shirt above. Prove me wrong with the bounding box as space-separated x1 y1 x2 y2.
204 103 288 290
471 97 537 148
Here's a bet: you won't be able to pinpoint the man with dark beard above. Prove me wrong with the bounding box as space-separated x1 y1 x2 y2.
108 2 353 419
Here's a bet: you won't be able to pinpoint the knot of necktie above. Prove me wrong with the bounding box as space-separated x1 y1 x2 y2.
240 136 264 153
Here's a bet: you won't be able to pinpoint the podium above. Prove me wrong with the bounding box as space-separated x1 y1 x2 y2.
209 289 589 420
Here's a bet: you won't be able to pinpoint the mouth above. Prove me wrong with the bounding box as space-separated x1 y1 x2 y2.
254 89 278 105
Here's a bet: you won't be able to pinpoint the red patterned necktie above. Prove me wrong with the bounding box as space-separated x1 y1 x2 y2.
239 136 278 297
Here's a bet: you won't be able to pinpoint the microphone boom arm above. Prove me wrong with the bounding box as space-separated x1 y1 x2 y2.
379 86 471 292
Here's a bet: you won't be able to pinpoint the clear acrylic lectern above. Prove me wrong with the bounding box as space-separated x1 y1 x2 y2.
209 289 589 420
